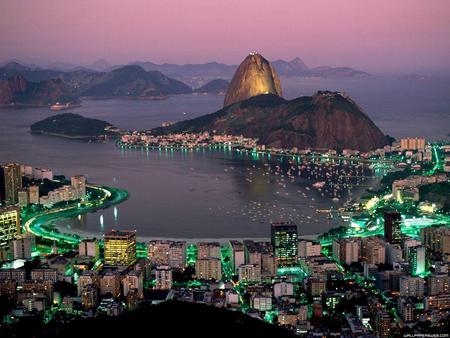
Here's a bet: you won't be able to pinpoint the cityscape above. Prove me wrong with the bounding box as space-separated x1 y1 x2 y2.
1 1 450 337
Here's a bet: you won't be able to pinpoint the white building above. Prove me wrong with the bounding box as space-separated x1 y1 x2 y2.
274 282 294 298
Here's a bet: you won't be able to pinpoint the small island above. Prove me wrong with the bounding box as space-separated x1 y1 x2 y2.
30 113 116 140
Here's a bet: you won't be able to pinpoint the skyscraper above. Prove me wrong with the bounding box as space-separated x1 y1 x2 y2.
104 230 136 267
409 245 426 276
3 163 22 205
0 206 21 248
384 211 402 244
271 222 298 268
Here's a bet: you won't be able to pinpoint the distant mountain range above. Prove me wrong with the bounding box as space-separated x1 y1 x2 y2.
0 74 76 106
194 79 229 94
152 91 389 152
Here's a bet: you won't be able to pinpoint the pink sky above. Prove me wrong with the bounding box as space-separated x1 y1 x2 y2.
1 0 449 71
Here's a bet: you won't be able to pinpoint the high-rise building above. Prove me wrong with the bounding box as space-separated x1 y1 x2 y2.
298 240 322 257
77 270 99 296
123 270 143 298
78 239 100 260
13 235 32 259
238 264 261 283
409 245 426 276
81 284 98 309
3 163 22 205
100 270 121 297
420 226 450 254
104 230 136 267
168 241 186 270
229 240 245 273
375 310 391 338
332 238 360 265
428 274 450 296
361 236 385 265
17 189 29 207
148 240 171 266
155 265 173 290
197 242 221 259
28 186 40 205
384 211 402 244
71 175 86 198
271 222 298 268
0 206 21 248
195 258 222 280
399 276 424 298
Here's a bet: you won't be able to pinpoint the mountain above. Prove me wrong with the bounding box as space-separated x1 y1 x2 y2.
0 74 76 106
79 65 192 98
224 53 282 107
86 59 112 71
153 91 389 152
194 79 229 94
272 57 309 76
30 113 112 138
129 61 236 79
303 66 370 79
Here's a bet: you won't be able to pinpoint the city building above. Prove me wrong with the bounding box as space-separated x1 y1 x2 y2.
361 236 385 265
384 211 402 244
77 270 99 296
273 281 294 298
195 258 222 280
271 222 298 268
70 175 86 197
104 230 136 267
155 265 173 290
398 298 415 322
238 264 261 283
251 294 272 311
100 271 121 297
0 206 21 248
428 274 450 296
123 270 143 298
3 163 22 205
197 242 221 259
375 310 391 337
33 168 53 181
12 235 33 260
168 241 186 270
81 284 98 309
17 189 29 207
298 240 322 257
78 239 100 260
400 137 425 151
332 237 360 265
399 276 425 298
147 240 171 266
28 185 40 204
229 240 245 273
409 245 426 276
420 226 450 254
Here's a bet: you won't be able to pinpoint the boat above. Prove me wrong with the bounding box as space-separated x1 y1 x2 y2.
50 102 72 111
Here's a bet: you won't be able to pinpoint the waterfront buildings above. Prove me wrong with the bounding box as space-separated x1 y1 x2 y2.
12 235 33 260
104 230 136 267
71 175 86 197
271 222 298 268
197 242 221 259
400 137 426 151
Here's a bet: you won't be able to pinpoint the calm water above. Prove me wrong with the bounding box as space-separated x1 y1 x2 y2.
1 76 449 239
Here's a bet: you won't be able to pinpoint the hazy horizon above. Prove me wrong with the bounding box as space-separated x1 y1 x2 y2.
1 0 450 74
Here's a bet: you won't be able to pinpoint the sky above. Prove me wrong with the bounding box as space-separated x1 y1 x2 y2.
1 0 449 72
